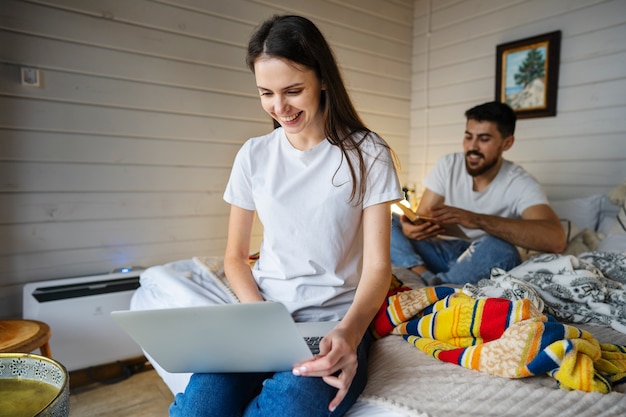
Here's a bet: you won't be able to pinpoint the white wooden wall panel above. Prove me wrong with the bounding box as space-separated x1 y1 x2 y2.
1 32 258 97
0 131 242 168
2 73 265 123
0 192 226 223
2 217 230 254
409 0 626 201
1 238 231 283
0 0 413 318
0 162 232 192
0 98 270 140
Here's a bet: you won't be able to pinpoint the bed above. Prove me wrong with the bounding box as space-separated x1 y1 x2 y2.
129 188 626 416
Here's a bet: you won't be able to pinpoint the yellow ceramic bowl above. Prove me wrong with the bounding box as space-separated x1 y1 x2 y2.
0 353 69 417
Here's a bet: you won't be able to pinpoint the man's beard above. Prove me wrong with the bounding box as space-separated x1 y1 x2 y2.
465 151 498 177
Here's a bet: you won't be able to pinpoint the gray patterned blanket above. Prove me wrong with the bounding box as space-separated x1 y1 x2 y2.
463 252 626 334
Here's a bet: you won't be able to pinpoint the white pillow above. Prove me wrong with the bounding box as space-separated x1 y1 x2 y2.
561 219 581 243
550 194 603 231
598 195 621 235
597 233 626 253
597 200 626 253
612 200 626 233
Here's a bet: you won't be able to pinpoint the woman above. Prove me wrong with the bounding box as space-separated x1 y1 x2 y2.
169 15 402 417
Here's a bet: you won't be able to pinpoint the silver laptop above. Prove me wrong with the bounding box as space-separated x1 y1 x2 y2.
111 302 338 373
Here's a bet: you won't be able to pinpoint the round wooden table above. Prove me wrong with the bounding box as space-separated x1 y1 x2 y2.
0 319 52 357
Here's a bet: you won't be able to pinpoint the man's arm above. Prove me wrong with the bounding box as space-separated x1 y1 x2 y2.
472 204 566 253
428 203 566 253
411 188 566 253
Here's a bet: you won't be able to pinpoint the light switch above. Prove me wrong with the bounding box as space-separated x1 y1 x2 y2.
21 67 41 87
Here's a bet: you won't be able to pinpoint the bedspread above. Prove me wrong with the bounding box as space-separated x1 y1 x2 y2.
371 286 626 393
464 252 626 333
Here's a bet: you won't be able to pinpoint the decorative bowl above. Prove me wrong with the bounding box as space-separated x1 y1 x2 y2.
0 353 69 417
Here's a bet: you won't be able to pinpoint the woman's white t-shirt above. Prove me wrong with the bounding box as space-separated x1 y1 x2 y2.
224 128 401 321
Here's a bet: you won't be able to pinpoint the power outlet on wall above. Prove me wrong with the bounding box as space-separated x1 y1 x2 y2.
21 67 41 87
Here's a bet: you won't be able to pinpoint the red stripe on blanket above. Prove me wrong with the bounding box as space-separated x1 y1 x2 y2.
370 282 412 339
479 298 512 342
371 299 396 338
438 347 464 364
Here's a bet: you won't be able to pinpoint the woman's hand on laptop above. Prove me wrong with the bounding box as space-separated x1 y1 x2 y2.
292 327 359 412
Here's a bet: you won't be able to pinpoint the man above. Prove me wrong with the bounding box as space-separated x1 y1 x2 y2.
391 101 566 285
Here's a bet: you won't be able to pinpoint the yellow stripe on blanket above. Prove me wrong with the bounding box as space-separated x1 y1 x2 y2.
372 288 626 393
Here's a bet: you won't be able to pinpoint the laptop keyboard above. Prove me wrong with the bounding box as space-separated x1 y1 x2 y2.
304 336 323 355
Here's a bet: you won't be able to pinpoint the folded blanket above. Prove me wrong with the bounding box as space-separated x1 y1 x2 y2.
372 287 626 393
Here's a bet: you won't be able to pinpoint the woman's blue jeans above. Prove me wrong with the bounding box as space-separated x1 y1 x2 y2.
390 213 521 285
169 331 374 417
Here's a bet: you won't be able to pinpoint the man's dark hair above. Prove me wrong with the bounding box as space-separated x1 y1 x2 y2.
465 101 516 138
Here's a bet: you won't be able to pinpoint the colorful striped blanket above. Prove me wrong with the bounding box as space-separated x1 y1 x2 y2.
371 283 626 393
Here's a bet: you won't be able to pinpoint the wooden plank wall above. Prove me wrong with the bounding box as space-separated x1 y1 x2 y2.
0 0 413 318
411 0 626 200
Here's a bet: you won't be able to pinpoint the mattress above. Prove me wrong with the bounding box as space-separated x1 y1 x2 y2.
360 326 626 417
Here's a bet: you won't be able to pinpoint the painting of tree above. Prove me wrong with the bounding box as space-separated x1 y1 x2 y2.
495 31 561 118
503 44 547 110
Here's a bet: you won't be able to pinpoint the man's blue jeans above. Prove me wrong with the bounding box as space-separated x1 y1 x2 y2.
168 331 373 417
390 213 521 285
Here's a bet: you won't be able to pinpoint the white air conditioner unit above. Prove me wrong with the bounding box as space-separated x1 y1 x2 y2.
22 270 145 372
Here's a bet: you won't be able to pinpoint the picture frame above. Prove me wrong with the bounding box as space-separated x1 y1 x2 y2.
495 31 561 119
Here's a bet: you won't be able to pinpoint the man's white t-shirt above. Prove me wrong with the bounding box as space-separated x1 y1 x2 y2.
224 128 402 321
424 153 548 240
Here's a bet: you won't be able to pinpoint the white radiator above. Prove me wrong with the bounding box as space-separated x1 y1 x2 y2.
22 269 145 372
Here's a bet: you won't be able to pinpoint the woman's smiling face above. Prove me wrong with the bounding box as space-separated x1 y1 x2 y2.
254 57 326 145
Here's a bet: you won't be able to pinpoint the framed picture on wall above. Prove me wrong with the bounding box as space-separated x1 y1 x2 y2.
495 31 561 119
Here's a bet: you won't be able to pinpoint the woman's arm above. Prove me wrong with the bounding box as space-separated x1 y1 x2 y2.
293 201 394 411
223 205 264 303
337 201 393 346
